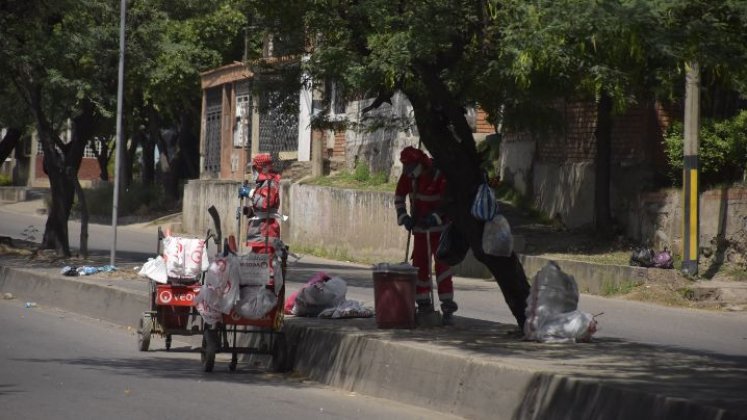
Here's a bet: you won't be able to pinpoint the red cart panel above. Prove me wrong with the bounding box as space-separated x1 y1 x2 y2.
156 284 201 306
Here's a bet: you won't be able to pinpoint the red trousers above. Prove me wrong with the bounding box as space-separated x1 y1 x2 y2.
411 230 453 302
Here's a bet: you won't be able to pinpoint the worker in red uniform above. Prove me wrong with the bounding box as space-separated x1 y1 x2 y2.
243 153 281 254
395 146 457 326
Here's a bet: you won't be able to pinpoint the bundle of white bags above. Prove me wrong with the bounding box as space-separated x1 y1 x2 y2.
195 253 281 326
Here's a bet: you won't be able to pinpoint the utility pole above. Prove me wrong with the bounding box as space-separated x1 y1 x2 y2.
110 0 126 266
682 61 700 276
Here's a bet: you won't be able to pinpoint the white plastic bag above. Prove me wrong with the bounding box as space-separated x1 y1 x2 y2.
195 255 240 324
524 261 598 343
482 214 513 257
293 276 347 316
162 236 209 279
138 256 168 284
234 285 278 319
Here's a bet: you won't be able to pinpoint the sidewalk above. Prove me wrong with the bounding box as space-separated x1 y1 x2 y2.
1 252 746 420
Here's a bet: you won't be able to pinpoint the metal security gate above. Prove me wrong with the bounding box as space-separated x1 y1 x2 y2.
257 89 299 164
204 87 222 175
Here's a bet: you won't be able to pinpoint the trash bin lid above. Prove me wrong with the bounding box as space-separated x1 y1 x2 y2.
372 262 418 274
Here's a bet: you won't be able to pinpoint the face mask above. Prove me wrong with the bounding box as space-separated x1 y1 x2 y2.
251 168 259 182
406 163 422 178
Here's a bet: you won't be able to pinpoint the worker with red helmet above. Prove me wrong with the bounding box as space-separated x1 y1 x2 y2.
395 146 457 325
243 153 281 254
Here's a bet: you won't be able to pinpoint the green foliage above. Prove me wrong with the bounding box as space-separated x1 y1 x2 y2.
663 110 747 186
353 163 370 182
304 168 394 192
0 174 11 186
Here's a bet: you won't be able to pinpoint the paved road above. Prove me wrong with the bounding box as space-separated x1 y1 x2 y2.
2 204 746 357
0 299 460 420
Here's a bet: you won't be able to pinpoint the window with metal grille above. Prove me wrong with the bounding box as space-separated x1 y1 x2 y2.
204 87 222 174
234 81 252 148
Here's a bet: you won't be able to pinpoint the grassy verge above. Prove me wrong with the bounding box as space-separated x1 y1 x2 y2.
302 164 395 192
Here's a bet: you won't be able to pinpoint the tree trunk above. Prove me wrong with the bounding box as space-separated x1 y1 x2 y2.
74 176 88 257
94 138 110 181
0 127 22 163
403 66 531 329
594 90 613 231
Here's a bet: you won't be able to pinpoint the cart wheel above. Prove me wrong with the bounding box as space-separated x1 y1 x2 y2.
165 335 172 351
137 314 152 352
271 333 292 373
229 353 238 372
201 328 218 372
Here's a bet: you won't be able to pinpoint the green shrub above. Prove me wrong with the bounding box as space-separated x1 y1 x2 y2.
353 163 370 181
663 110 747 187
0 174 11 186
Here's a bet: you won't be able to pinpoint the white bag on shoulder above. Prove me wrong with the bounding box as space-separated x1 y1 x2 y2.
482 214 513 257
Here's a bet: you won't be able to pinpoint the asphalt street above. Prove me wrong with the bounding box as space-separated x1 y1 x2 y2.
0 298 461 420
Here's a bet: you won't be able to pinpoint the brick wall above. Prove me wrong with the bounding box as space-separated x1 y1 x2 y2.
34 155 100 182
509 99 673 165
332 130 345 159
475 108 495 134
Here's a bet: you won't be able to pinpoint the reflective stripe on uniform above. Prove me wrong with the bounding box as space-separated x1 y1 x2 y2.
436 268 454 283
413 193 442 202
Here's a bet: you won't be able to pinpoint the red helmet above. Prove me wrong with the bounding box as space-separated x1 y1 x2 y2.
252 153 273 170
399 146 429 165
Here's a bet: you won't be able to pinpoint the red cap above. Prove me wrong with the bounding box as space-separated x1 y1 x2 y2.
399 146 429 165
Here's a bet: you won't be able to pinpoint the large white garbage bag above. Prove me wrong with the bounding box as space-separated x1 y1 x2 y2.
524 261 598 343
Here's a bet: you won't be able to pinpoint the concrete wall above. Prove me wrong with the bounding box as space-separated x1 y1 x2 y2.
0 187 27 202
183 180 747 276
184 180 496 277
624 186 747 261
183 179 244 241
533 162 596 228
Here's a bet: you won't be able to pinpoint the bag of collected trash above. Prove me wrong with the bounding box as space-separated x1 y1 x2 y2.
162 236 209 280
195 255 241 325
652 248 674 269
318 300 374 319
293 275 347 317
524 261 598 343
138 256 168 284
471 175 497 222
482 214 513 257
436 223 470 266
629 246 655 268
234 285 278 319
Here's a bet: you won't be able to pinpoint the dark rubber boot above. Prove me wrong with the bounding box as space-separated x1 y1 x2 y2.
440 299 458 326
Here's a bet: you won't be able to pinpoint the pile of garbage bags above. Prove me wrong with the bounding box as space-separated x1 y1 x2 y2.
524 261 598 343
284 272 373 319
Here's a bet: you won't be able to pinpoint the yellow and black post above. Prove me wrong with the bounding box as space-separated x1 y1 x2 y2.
682 62 700 276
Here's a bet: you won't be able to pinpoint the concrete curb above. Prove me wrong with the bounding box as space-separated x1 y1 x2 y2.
2 265 747 420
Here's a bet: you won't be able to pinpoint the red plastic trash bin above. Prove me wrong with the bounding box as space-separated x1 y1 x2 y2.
372 263 417 329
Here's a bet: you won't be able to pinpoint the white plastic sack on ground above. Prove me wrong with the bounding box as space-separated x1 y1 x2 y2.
234 286 278 319
482 214 513 257
318 300 374 319
524 261 598 343
138 256 168 284
293 276 347 316
195 255 240 325
162 236 210 279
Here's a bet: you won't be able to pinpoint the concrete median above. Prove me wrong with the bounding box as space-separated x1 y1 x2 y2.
2 262 746 420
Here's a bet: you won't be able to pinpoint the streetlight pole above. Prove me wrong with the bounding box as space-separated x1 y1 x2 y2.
111 0 126 266
682 61 700 276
